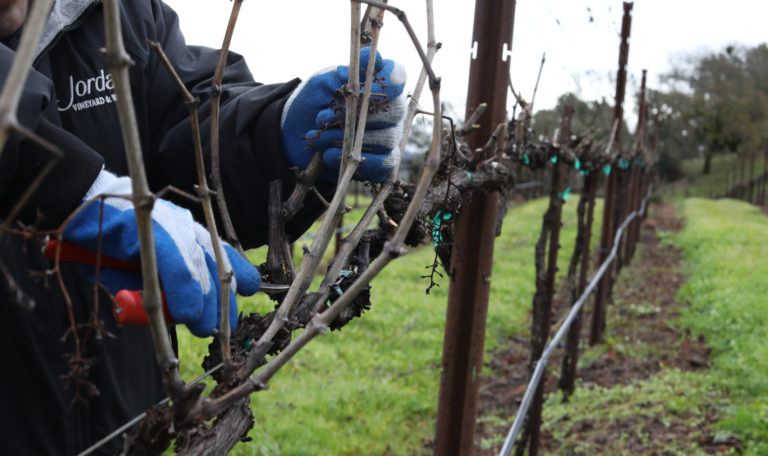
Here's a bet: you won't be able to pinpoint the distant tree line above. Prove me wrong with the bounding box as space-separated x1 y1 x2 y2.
402 44 768 184
531 43 768 181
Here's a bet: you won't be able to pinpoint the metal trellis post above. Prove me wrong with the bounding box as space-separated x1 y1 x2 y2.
433 1 516 454
625 69 647 264
590 1 633 346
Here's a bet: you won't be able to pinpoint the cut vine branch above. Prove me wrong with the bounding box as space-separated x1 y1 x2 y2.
188 0 445 423
148 40 236 371
102 0 185 398
255 1 368 347
208 0 245 255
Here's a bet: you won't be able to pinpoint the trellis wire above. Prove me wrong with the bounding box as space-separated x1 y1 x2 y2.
498 183 654 456
77 363 223 456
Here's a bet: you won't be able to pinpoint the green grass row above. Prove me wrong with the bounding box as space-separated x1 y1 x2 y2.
523 198 768 455
663 154 767 200
175 195 604 455
675 198 768 454
540 368 722 455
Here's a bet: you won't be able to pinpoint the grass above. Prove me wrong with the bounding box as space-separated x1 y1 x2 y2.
175 194 604 455
662 153 767 201
504 197 768 456
660 154 735 200
173 194 768 455
542 368 722 456
674 198 768 454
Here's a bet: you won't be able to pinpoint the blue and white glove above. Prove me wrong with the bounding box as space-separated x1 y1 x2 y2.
280 46 407 183
62 169 261 337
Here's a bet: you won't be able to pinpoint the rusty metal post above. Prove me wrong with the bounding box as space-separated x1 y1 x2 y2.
590 2 633 346
634 79 649 254
623 167 638 262
630 163 644 254
646 114 659 218
624 70 646 264
613 168 630 271
622 172 636 264
433 1 516 454
522 107 572 456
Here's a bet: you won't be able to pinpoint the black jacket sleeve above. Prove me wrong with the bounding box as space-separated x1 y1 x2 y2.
137 1 333 249
0 44 103 229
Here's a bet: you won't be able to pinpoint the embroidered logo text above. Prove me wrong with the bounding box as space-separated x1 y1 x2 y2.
58 69 116 112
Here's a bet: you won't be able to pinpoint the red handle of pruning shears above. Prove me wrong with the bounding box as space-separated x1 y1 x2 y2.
43 239 176 326
113 289 175 326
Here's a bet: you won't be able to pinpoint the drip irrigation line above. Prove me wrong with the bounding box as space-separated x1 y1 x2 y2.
77 363 223 456
80 176 651 456
498 184 654 456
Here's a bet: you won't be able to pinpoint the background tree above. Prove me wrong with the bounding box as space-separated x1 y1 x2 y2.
532 92 631 143
402 102 458 183
663 44 768 174
534 43 768 181
644 88 699 181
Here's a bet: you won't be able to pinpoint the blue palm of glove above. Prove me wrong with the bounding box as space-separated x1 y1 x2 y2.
63 170 261 337
281 47 407 183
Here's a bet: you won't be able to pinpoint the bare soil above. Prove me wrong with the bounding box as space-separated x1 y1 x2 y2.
474 202 742 455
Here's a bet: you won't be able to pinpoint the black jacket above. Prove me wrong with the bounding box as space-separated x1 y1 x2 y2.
0 1 327 453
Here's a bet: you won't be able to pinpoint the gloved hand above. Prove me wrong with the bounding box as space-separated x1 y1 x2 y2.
280 46 407 183
62 169 261 337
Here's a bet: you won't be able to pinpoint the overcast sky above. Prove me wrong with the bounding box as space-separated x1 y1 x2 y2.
163 0 768 126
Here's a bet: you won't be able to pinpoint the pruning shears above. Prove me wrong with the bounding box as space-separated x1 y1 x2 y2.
43 239 289 326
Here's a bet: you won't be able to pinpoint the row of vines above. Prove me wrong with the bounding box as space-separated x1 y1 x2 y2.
0 1 663 455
